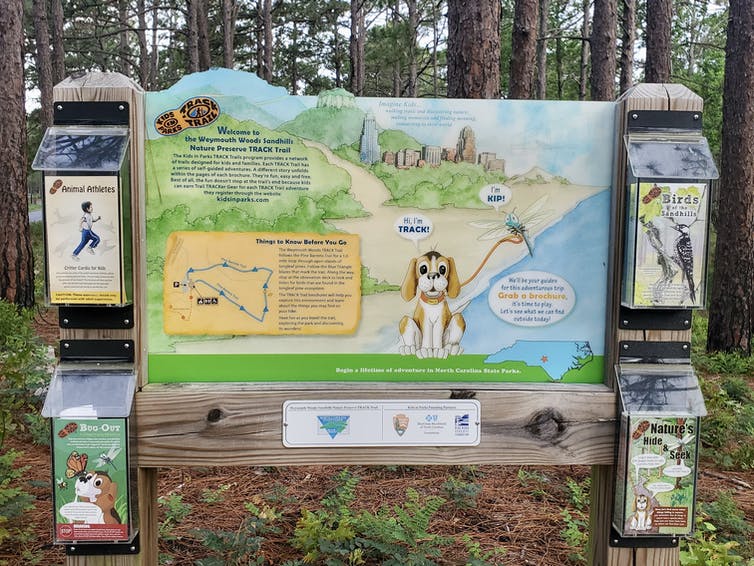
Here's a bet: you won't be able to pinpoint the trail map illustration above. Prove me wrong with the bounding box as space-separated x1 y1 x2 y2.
144 69 616 383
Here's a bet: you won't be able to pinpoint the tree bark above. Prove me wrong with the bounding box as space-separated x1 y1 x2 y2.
350 0 365 95
222 0 237 68
707 0 754 355
536 0 549 100
644 0 672 83
579 0 589 100
619 0 635 93
0 0 34 307
407 0 418 97
50 0 65 83
33 0 54 129
118 0 130 76
197 0 211 70
509 0 538 99
447 0 501 99
391 1 400 97
150 1 159 88
137 0 149 87
590 0 617 101
187 0 199 73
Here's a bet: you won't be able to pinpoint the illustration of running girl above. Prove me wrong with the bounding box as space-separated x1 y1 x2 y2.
72 201 101 260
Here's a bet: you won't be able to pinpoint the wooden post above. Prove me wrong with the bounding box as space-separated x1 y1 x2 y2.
53 72 153 566
588 83 702 566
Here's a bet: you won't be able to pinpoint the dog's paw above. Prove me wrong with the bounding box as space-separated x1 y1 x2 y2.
447 344 463 356
399 345 416 356
416 348 431 359
436 347 449 359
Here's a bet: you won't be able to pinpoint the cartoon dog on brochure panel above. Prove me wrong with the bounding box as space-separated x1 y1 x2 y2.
628 494 653 531
399 251 466 359
75 471 121 524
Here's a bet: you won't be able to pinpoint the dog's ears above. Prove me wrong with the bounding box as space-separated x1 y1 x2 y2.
446 257 461 298
400 258 418 301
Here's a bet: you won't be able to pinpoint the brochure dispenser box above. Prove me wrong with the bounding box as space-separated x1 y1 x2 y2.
32 125 132 306
622 121 718 309
613 364 706 539
42 364 138 546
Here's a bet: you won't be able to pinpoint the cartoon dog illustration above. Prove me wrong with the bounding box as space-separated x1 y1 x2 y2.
629 494 653 531
75 471 121 524
399 251 466 359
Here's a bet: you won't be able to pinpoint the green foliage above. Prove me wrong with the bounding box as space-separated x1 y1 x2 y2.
701 492 754 557
516 468 551 500
0 300 51 449
0 449 35 547
559 508 588 565
292 470 462 565
691 315 754 375
356 488 451 564
158 493 193 539
559 476 590 564
680 515 752 566
460 533 507 566
441 475 482 509
193 509 279 566
200 483 232 504
698 374 754 469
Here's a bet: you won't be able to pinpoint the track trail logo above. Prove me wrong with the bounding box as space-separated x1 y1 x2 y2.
155 96 220 135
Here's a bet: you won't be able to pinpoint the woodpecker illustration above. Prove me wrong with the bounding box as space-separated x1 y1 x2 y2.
672 223 695 302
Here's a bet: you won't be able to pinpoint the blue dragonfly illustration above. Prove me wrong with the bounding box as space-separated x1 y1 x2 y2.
470 195 553 257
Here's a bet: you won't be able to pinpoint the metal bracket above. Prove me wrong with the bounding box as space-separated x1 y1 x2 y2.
619 341 690 363
59 339 135 362
627 110 703 131
66 532 139 556
54 101 130 126
619 307 692 331
609 526 679 548
59 305 134 329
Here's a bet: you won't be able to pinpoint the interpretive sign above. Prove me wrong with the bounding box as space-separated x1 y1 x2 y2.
144 69 616 383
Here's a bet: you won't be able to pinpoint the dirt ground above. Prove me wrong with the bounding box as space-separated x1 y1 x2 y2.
0 310 751 565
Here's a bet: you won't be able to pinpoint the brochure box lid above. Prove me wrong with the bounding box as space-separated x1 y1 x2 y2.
42 363 136 418
616 363 707 417
624 133 719 180
32 126 130 172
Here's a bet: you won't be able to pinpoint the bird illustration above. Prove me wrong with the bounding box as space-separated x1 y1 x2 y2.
672 224 695 303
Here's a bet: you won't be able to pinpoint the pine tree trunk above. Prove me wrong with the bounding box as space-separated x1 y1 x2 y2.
536 0 549 100
590 0 617 101
223 0 236 68
119 0 130 76
509 0 538 99
707 0 754 355
350 0 365 95
407 0 418 97
619 0 635 93
50 0 65 83
644 0 672 83
137 0 148 87
198 0 211 70
391 1 400 97
0 0 34 307
187 0 199 73
150 1 159 88
579 0 589 100
447 0 501 99
33 0 54 128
